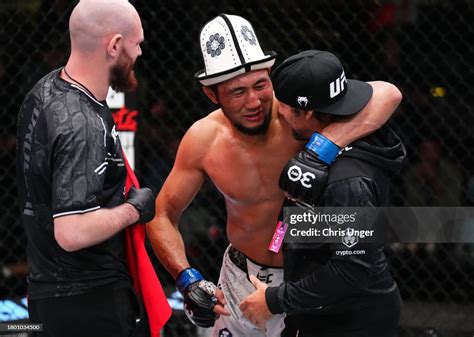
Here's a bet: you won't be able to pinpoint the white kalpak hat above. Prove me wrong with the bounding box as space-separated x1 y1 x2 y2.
194 14 277 86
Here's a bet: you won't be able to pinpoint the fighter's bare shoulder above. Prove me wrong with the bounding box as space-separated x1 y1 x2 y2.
176 108 226 164
184 108 225 143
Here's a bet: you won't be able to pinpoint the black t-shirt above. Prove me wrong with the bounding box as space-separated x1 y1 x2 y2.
16 68 130 299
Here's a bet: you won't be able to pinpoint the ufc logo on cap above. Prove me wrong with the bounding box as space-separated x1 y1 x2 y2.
287 165 316 188
330 71 347 98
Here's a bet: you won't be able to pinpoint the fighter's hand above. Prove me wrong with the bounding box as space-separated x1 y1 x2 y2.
279 132 340 205
177 268 230 328
125 186 155 223
239 275 271 330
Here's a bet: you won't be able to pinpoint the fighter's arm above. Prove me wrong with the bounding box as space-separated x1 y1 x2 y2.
147 125 206 279
321 81 402 147
147 121 230 327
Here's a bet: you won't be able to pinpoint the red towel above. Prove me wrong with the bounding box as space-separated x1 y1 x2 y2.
123 153 172 336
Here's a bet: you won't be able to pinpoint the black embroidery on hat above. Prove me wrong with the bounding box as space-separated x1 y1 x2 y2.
206 33 225 57
220 14 246 66
241 25 256 45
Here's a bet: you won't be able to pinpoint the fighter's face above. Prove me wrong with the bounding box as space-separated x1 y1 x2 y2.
216 70 274 135
278 101 314 141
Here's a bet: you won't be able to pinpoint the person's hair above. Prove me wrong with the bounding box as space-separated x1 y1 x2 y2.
313 111 347 123
290 107 306 116
288 108 350 125
290 107 342 123
206 83 221 103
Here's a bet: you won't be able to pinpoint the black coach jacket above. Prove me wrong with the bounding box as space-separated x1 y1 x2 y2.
266 126 406 334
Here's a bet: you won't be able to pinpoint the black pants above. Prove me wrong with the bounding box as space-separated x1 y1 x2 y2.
282 288 401 337
28 284 149 337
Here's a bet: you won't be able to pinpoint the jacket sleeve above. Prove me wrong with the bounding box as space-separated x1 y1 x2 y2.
266 177 381 315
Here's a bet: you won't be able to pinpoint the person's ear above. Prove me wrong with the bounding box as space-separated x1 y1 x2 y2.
304 110 315 120
106 34 123 58
202 86 218 105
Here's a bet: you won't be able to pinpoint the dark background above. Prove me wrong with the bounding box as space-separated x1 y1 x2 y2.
0 1 473 336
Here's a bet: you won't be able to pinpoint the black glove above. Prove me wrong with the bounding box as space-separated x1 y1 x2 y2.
176 268 218 328
126 186 155 223
279 149 329 205
279 132 340 205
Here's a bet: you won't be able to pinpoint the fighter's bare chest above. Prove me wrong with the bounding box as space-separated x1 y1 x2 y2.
203 136 299 202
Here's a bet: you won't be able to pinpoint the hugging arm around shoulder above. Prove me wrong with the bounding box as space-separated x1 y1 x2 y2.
321 81 402 147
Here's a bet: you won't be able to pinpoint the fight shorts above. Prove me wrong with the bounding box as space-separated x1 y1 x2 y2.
212 245 285 337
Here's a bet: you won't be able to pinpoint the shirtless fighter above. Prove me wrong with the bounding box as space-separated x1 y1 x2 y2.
147 14 402 337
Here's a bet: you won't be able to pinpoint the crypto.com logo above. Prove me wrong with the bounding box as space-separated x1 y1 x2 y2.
342 228 358 248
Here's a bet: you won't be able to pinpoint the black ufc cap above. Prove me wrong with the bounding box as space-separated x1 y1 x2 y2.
272 50 373 116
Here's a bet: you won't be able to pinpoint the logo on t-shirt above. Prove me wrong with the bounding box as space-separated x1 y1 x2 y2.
111 125 119 145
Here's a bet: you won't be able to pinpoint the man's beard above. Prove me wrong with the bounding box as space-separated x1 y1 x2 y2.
229 110 272 136
110 50 138 92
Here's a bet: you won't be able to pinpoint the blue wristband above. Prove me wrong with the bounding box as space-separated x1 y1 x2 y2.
176 268 204 294
305 132 341 165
